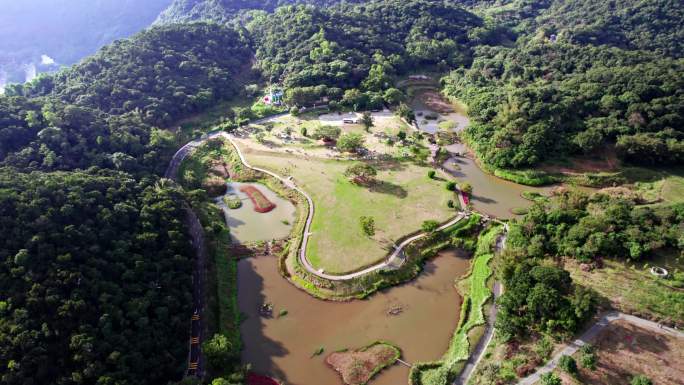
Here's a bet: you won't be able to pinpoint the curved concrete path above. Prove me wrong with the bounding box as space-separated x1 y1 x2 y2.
167 125 467 281
224 133 467 281
454 281 502 385
518 312 684 385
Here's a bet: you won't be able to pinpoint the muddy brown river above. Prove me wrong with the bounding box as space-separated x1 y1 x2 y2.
239 250 470 385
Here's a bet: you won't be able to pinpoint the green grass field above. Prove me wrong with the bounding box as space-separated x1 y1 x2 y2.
236 144 456 274
566 256 684 323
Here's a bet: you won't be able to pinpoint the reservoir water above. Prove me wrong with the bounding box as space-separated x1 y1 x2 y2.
238 250 470 385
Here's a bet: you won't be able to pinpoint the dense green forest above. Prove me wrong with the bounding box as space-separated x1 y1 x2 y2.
508 190 684 262
0 96 178 173
0 169 192 385
248 1 487 89
0 23 256 174
495 260 594 339
443 41 684 168
11 23 252 127
0 22 244 385
439 0 684 169
531 0 684 58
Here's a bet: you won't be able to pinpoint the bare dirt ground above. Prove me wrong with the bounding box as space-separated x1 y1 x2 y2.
326 343 400 385
209 160 230 177
560 320 684 385
540 146 620 174
419 90 455 114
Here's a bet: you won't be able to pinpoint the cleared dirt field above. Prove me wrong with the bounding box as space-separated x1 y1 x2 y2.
232 138 455 274
558 320 684 385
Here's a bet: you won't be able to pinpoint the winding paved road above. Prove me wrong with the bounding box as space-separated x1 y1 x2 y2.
517 312 684 385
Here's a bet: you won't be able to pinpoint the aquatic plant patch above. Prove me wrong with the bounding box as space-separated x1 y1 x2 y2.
224 194 242 209
240 185 277 213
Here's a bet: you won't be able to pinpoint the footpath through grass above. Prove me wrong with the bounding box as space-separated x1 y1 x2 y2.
239 147 456 274
409 225 501 385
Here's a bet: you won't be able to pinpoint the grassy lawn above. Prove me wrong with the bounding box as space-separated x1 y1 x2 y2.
565 257 684 324
234 142 456 274
630 166 684 206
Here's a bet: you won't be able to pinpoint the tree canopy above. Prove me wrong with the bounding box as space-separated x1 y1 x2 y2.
444 41 684 168
0 169 193 385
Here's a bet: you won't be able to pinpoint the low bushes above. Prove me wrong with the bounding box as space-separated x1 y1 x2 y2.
521 191 547 202
224 194 242 209
491 168 559 186
559 355 578 376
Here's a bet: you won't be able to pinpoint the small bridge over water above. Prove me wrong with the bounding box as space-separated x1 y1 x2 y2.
397 358 413 368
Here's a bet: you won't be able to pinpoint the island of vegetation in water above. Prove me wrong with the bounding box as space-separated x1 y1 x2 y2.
326 342 401 385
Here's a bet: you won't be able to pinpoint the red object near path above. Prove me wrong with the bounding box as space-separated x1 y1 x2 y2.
461 191 470 205
247 373 280 385
240 185 277 213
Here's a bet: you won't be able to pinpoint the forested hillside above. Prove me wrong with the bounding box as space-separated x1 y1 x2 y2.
443 41 684 168
0 21 252 385
155 0 365 24
0 23 255 175
14 23 252 127
249 0 486 89
532 0 684 58
0 169 192 385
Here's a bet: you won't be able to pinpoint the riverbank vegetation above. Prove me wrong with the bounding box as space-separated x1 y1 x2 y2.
177 140 249 380
409 225 501 385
